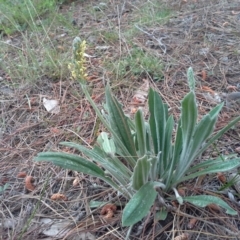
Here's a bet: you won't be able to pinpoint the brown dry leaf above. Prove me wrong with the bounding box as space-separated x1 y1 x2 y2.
0 177 9 185
50 127 60 134
131 79 149 105
226 85 238 92
177 187 185 196
217 172 227 184
171 201 179 208
86 75 101 81
201 70 207 81
73 177 80 187
51 193 68 201
56 45 65 52
187 218 197 229
201 86 215 94
131 107 137 114
100 204 117 219
235 146 240 153
174 233 189 240
17 172 27 178
25 176 35 191
207 203 221 213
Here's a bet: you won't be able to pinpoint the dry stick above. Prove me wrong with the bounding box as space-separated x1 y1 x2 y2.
135 24 167 54
175 209 239 237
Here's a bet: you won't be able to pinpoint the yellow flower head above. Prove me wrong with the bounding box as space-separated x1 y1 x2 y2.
69 37 88 82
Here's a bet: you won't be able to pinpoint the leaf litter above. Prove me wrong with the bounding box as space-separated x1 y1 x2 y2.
1 0 240 239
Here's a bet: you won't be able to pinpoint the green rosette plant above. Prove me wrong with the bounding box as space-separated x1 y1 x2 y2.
35 37 240 228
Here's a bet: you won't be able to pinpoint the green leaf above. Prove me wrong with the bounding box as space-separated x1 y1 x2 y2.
149 157 158 181
175 92 197 179
105 85 137 165
34 152 118 190
97 132 116 155
58 142 133 197
60 142 132 178
80 84 136 168
197 116 240 157
185 156 225 174
149 88 167 155
162 116 174 170
167 120 183 188
155 208 168 221
181 92 197 148
89 200 109 208
183 195 237 215
135 109 147 156
187 67 195 92
35 152 104 176
122 182 157 226
189 104 223 159
132 155 151 190
180 158 240 182
0 183 10 194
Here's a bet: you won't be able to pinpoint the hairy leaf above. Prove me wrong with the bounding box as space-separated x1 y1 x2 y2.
183 195 237 215
122 182 157 226
132 155 151 190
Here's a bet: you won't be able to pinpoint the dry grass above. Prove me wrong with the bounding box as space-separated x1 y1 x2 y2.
1 0 240 239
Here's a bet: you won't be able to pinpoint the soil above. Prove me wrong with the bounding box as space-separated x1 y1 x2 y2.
1 0 240 239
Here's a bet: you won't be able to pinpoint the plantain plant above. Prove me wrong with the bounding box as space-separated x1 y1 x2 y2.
35 37 240 227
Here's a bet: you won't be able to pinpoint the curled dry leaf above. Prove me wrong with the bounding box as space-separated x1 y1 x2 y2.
207 203 221 213
174 233 189 240
0 177 8 185
17 172 27 178
222 22 229 27
217 172 227 184
56 45 65 52
100 204 117 219
131 79 149 105
50 127 61 134
25 176 35 191
235 146 240 153
73 177 80 187
226 85 238 92
51 193 68 201
201 86 215 94
177 187 185 196
201 70 207 81
187 218 198 229
171 201 179 208
131 107 137 114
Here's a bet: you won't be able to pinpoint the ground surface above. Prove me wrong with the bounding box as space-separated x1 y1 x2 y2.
1 0 240 239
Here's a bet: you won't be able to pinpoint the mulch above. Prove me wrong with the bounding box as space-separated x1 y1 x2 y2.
1 0 240 239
